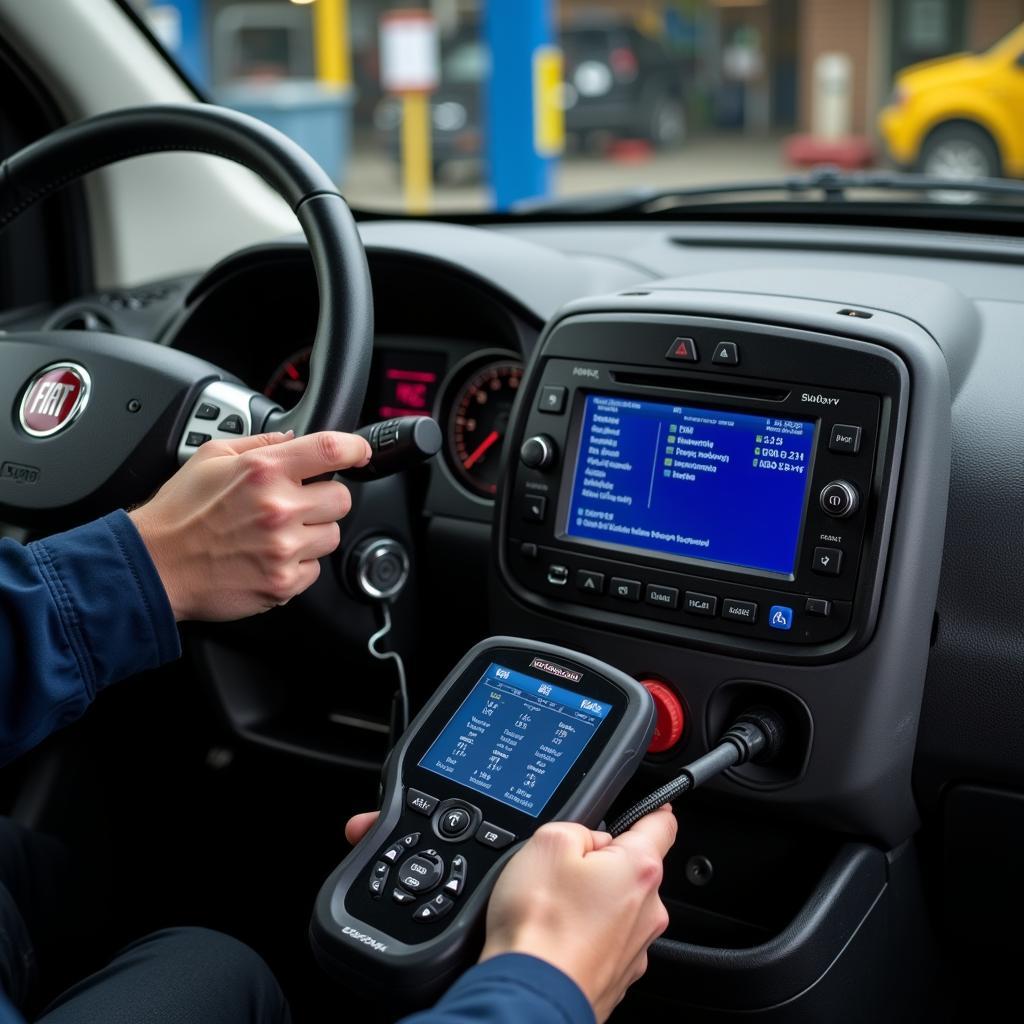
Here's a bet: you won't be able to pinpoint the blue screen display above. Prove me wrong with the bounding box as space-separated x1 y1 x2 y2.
419 662 611 818
564 395 817 576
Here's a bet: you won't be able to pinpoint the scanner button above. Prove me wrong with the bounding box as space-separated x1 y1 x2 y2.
413 894 454 921
398 854 443 894
476 823 516 849
407 789 439 816
392 888 416 905
438 806 473 839
444 855 468 895
368 867 388 898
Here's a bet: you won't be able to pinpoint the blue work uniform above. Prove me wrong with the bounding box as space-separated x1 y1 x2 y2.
0 511 594 1024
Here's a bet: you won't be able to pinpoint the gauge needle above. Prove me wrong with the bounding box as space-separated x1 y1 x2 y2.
285 363 300 381
463 430 500 470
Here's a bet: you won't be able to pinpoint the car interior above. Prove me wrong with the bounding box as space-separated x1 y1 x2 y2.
1 1 1023 1022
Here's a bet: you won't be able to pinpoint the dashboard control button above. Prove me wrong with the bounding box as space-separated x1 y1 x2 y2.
684 591 718 616
519 542 538 560
392 888 415 905
640 680 685 753
768 605 794 630
217 414 244 434
812 546 843 575
538 386 567 414
666 337 698 362
520 435 556 470
407 789 439 816
195 402 220 420
820 480 860 518
185 431 210 447
547 565 569 587
711 341 739 366
398 853 444 894
645 584 679 609
610 577 642 601
522 495 547 522
806 597 832 616
476 823 515 849
414 894 454 921
828 424 862 454
722 599 758 623
437 806 473 839
576 569 605 594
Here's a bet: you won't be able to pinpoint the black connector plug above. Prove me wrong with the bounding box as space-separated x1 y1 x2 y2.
722 706 786 766
607 704 789 836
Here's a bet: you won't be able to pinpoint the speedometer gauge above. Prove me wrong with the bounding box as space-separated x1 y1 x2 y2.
264 346 312 410
445 358 523 498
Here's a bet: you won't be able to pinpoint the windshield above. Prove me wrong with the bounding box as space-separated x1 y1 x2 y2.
131 0 1024 214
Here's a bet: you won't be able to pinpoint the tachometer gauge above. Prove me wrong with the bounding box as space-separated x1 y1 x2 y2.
264 346 312 410
445 358 523 498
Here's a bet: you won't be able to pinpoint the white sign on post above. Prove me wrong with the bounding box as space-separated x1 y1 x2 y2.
379 9 440 94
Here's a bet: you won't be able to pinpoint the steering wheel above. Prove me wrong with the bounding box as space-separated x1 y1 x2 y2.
0 104 373 526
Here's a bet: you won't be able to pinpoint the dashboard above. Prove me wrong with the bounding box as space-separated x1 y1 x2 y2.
12 210 1024 1020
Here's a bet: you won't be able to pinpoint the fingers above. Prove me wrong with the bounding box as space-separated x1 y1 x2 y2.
195 431 293 460
529 821 602 859
612 805 678 861
345 811 380 845
267 432 372 481
300 480 353 525
295 522 342 561
589 829 615 852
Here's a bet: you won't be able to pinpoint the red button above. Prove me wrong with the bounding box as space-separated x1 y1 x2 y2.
640 679 685 753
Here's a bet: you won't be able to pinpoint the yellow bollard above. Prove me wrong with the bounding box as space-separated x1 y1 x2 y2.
313 0 352 87
400 91 433 215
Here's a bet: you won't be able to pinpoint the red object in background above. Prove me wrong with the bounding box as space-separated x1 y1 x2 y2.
607 138 654 163
783 134 876 170
640 679 685 753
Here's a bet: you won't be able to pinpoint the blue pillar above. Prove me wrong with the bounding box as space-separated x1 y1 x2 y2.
159 0 208 87
484 0 559 210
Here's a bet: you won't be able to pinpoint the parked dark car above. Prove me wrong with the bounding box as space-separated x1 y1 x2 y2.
373 19 687 178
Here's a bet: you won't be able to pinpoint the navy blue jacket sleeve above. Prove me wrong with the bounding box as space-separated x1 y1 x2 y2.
0 509 180 765
399 954 595 1024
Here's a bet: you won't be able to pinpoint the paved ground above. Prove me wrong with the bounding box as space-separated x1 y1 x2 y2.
343 133 791 213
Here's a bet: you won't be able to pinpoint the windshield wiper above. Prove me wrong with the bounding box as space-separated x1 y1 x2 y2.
513 166 1024 215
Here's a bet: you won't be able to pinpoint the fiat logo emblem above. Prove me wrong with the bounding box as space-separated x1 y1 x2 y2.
18 363 91 437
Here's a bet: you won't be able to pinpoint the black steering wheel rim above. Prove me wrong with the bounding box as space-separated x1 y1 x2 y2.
0 103 373 439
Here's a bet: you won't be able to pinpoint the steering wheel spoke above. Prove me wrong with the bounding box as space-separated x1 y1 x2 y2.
0 104 373 524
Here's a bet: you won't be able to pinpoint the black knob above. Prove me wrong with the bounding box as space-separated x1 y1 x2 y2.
819 480 860 519
520 435 556 470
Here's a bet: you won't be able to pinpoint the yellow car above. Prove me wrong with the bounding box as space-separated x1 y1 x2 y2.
879 23 1024 180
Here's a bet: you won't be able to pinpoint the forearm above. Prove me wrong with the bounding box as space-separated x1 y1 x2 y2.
0 510 179 764
397 954 595 1024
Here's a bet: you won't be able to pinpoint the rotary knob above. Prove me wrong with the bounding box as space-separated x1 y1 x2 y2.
819 480 860 519
520 435 556 470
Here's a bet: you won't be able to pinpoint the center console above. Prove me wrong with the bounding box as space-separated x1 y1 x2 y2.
500 312 904 660
487 276 962 1021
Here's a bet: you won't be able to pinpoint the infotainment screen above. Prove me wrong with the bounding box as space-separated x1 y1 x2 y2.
563 394 817 576
418 661 611 817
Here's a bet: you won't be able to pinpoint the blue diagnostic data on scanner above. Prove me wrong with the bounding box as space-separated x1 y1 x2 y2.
419 662 611 818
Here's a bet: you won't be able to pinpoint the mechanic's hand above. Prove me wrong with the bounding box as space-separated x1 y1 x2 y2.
130 431 371 621
345 811 380 845
480 806 676 1024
